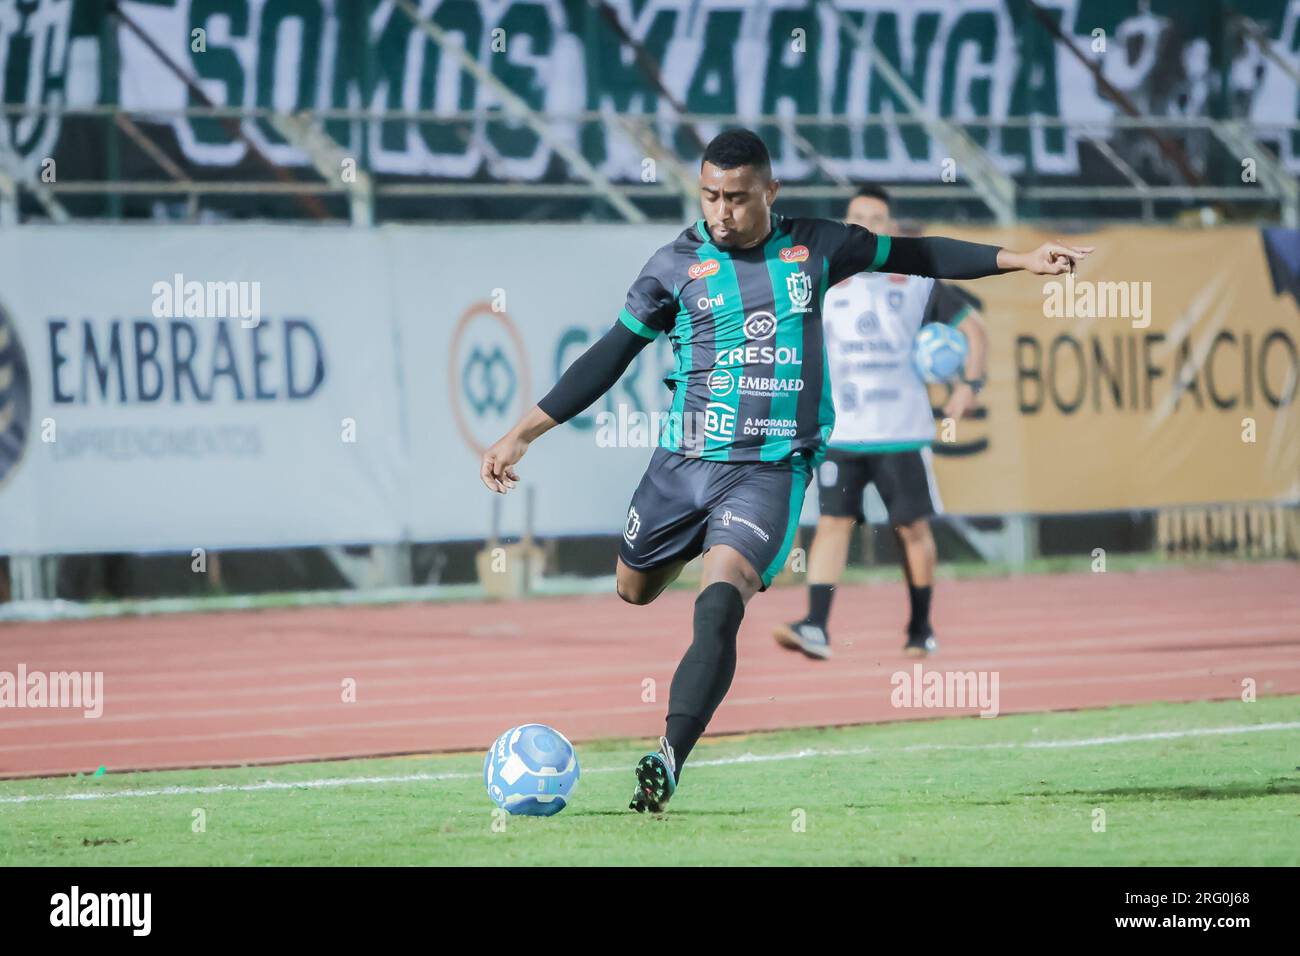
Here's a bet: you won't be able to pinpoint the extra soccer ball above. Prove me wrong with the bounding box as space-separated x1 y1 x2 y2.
911 322 969 384
483 724 580 816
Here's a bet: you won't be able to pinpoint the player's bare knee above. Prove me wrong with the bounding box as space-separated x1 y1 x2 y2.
616 576 655 606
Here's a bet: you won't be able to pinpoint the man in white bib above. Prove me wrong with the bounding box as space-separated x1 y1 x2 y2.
773 185 988 659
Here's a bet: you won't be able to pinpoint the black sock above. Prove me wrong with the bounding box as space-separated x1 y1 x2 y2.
804 583 834 630
665 582 745 776
907 584 932 637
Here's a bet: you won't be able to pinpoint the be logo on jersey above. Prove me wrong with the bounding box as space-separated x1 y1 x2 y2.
704 403 736 443
449 302 531 457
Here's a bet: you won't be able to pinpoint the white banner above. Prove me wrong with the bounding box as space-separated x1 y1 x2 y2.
387 224 678 540
0 226 407 554
0 223 688 553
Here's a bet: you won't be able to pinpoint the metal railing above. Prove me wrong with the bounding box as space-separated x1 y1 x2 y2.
3 106 1297 226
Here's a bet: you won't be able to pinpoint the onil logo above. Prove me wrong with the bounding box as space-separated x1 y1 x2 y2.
696 292 724 311
743 311 777 341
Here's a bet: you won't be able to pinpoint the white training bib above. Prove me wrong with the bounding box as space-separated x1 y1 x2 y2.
822 271 938 448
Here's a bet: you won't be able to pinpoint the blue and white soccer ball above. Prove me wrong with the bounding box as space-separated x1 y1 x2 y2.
911 322 969 384
483 724 580 816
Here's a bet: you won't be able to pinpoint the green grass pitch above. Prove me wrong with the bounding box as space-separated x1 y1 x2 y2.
2 696 1298 866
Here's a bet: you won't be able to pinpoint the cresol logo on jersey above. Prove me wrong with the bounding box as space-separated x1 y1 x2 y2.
41 310 326 463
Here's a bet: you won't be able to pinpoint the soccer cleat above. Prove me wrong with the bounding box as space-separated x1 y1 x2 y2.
629 736 677 813
904 629 938 658
773 621 832 660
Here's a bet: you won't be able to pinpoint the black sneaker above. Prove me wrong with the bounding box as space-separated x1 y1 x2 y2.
904 629 937 658
773 621 832 660
628 736 678 813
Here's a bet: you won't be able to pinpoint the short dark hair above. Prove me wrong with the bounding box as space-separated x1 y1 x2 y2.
701 128 772 181
853 183 892 208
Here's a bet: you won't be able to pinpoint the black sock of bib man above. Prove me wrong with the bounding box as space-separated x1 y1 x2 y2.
664 582 746 778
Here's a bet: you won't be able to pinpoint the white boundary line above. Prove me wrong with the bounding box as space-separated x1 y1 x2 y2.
1 721 1296 806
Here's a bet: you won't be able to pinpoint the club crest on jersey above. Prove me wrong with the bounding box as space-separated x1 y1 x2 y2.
780 245 809 263
743 311 777 340
624 506 641 544
689 259 721 280
786 271 813 313
707 369 736 396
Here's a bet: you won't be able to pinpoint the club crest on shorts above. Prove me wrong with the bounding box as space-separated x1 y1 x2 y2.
623 506 641 544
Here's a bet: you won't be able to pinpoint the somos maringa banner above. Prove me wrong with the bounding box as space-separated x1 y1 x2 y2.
0 223 1296 554
932 225 1300 513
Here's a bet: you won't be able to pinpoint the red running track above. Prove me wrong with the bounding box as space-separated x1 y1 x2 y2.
1 564 1298 778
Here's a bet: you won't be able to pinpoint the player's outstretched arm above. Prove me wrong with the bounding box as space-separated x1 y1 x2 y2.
479 321 652 494
882 236 1094 280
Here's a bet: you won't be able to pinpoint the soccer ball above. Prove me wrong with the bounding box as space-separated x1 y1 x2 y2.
483 724 580 816
911 322 969 384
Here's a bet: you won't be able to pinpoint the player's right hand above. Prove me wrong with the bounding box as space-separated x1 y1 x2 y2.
480 433 529 494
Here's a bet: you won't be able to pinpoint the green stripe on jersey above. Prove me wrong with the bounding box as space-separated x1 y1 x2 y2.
618 307 658 340
697 240 744 461
950 304 973 327
762 465 811 585
760 232 806 462
868 234 892 271
816 256 837 453
660 298 693 453
829 440 931 453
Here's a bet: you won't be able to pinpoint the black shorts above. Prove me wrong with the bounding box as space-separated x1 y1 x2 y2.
619 447 812 588
816 447 941 526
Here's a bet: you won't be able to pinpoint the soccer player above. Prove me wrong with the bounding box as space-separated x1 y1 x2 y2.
479 130 1091 813
773 184 987 661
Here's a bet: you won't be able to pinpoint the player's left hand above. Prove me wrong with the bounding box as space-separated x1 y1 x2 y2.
480 432 529 494
1019 240 1094 276
943 382 977 421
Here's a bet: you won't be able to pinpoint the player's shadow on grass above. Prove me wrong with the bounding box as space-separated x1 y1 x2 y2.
1030 779 1300 801
574 809 750 818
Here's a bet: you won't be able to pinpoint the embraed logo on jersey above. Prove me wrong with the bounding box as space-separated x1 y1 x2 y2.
689 259 720 280
780 245 809 263
743 311 777 340
707 369 736 396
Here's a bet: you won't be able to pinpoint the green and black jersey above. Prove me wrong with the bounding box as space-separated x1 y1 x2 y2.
619 213 892 463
